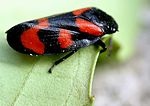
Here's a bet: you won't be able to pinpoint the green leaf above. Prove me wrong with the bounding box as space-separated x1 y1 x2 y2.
0 30 99 106
97 37 120 65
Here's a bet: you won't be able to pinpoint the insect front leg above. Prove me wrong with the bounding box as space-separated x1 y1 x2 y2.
96 39 107 53
49 50 78 73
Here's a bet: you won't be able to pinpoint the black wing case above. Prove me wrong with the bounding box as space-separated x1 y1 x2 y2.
38 7 102 54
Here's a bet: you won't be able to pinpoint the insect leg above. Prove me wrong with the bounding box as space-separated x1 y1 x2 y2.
48 50 77 73
107 37 113 56
96 39 107 53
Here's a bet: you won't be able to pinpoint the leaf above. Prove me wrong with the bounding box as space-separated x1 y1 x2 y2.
97 37 121 65
0 30 99 106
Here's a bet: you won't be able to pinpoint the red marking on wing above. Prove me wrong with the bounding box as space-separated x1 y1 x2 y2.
76 18 103 36
21 28 45 54
73 8 91 16
36 18 49 28
58 29 74 48
21 18 49 54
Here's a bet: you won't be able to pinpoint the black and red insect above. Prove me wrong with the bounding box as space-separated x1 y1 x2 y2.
6 7 118 73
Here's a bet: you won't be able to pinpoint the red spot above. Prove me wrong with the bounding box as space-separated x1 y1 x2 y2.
36 18 49 28
58 29 74 48
76 18 103 36
20 18 50 54
73 8 91 16
21 28 45 54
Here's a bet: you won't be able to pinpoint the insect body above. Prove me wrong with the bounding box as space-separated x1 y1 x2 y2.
6 7 118 73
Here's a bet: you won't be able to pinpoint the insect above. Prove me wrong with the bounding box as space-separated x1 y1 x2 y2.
6 7 118 73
